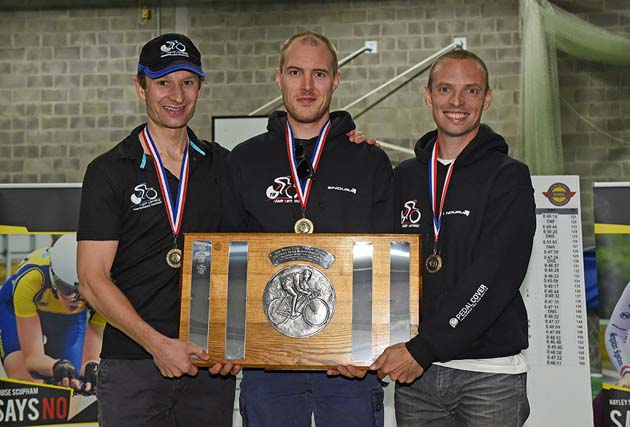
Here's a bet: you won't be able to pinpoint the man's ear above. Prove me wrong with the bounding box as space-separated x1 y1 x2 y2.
133 75 146 101
483 88 493 111
332 71 340 92
275 68 282 90
423 85 432 108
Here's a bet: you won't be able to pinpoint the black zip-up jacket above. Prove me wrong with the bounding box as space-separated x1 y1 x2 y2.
394 124 535 369
222 110 393 234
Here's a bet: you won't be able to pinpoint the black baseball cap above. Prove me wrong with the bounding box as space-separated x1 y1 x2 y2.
137 33 205 78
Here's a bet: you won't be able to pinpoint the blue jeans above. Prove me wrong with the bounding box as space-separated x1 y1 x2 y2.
97 358 236 427
239 370 384 427
394 365 529 427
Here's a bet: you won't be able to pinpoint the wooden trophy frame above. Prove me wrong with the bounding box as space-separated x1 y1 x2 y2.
179 233 420 369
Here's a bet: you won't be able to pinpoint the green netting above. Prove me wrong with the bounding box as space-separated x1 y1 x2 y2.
518 0 630 175
546 4 630 67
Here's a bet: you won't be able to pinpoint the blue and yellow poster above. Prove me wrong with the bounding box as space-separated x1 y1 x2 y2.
0 184 99 426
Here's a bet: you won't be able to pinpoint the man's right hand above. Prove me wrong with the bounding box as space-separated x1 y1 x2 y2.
52 359 80 390
150 336 210 378
370 342 425 383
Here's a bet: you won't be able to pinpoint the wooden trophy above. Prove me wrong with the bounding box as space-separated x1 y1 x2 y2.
179 233 421 369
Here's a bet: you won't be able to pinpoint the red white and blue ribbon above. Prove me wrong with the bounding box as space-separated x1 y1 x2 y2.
285 119 331 210
140 126 190 239
428 140 454 247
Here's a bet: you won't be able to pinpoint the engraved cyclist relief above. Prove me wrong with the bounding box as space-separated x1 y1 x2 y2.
263 265 335 338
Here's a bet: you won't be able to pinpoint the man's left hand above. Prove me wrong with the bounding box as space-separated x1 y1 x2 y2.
209 362 241 376
370 342 424 383
327 365 367 379
347 130 379 147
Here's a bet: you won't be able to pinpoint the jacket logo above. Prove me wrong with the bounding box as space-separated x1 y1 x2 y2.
443 209 470 217
450 284 488 328
266 176 298 204
400 200 421 228
130 183 162 211
327 185 356 195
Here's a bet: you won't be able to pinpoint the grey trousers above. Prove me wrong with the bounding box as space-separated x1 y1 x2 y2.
395 365 529 427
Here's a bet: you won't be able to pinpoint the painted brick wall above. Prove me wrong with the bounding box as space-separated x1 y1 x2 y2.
1 0 629 247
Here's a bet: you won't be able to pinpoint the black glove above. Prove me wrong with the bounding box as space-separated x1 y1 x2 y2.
80 361 99 395
52 359 78 385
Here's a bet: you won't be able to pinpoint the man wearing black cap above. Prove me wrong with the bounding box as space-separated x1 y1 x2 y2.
76 33 237 426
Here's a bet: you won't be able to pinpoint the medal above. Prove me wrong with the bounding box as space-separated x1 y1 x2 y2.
426 139 454 274
425 252 442 273
140 127 190 269
294 217 314 234
166 248 183 268
286 119 330 234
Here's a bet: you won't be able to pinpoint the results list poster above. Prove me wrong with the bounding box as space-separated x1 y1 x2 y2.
522 176 592 426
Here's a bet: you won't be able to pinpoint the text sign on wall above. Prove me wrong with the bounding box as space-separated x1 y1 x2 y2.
522 176 592 426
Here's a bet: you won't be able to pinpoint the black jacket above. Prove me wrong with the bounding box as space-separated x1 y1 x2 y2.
222 111 393 233
394 124 535 369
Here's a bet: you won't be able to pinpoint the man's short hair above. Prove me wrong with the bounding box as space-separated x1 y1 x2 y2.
278 31 339 76
427 49 490 92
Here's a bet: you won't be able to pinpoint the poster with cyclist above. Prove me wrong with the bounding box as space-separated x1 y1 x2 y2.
0 184 100 426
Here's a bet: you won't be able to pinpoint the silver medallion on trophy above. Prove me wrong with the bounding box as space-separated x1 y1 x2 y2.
263 265 336 338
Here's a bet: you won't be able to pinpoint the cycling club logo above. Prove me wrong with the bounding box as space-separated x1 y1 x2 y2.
542 182 576 207
400 200 421 228
130 183 162 211
160 39 189 59
266 176 298 204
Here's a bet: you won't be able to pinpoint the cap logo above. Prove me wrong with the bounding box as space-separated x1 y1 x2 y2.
160 40 189 58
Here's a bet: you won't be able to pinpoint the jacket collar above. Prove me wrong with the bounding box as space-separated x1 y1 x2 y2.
117 124 206 168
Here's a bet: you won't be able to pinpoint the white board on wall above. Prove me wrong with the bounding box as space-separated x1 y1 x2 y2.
212 115 268 151
522 175 592 426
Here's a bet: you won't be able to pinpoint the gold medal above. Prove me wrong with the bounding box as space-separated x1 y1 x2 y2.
166 248 182 268
425 253 442 274
294 217 314 234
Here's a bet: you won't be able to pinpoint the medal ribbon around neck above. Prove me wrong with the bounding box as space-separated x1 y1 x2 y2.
285 119 331 210
428 139 455 248
140 126 190 239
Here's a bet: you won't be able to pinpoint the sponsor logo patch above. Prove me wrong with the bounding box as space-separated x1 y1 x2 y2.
542 182 576 206
443 209 470 217
130 183 162 211
327 185 357 195
450 284 488 328
266 176 298 204
400 200 421 228
160 39 190 59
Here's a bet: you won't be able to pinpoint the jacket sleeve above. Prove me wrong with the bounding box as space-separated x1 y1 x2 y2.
371 149 395 233
406 161 536 368
220 150 262 232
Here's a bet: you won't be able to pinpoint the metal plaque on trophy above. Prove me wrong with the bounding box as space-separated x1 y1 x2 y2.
179 233 421 369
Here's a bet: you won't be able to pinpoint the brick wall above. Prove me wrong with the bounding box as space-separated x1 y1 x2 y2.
1 0 629 246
